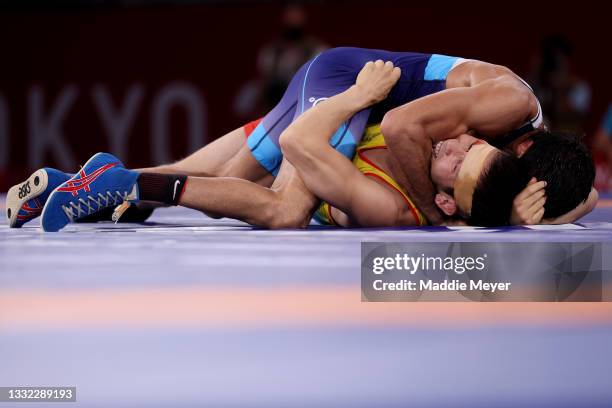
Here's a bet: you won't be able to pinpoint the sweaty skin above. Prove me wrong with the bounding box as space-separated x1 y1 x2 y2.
381 60 539 225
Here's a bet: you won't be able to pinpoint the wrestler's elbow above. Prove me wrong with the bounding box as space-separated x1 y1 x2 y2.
381 110 423 145
380 110 402 140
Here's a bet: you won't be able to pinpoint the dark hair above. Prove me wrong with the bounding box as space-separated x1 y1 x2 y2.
469 151 529 227
519 131 594 219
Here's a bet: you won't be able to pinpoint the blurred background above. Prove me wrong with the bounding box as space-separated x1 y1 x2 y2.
1 3 612 407
0 0 610 192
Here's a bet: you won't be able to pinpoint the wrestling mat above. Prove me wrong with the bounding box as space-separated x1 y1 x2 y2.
1 194 611 407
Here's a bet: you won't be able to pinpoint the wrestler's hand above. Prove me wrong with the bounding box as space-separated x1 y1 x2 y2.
353 60 401 107
510 177 547 225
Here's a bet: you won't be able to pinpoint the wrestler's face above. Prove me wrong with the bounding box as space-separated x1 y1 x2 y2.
430 134 482 192
430 134 497 216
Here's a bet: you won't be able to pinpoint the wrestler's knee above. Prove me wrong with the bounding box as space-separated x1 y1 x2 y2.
265 211 309 229
262 195 311 230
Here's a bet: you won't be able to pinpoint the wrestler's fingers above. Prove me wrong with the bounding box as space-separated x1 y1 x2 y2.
392 66 401 79
528 195 546 213
530 207 546 224
529 180 547 194
522 189 546 209
514 185 537 208
516 179 546 202
374 59 384 68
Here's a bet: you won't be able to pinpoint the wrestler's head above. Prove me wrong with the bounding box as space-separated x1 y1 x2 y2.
430 134 528 226
514 130 594 218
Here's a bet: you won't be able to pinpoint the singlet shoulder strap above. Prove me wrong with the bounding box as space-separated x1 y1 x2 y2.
515 76 544 129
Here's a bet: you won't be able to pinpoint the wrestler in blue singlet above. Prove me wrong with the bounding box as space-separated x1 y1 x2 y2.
246 47 467 175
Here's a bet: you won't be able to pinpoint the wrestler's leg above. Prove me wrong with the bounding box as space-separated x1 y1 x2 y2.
138 125 274 186
266 159 319 228
131 122 275 219
179 158 317 229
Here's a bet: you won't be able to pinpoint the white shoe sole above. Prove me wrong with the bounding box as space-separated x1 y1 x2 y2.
6 169 49 228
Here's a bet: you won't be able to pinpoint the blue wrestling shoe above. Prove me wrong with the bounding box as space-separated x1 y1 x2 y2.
41 153 139 232
6 168 71 228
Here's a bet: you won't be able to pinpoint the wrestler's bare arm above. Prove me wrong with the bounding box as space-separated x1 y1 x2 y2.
381 78 536 224
280 61 403 227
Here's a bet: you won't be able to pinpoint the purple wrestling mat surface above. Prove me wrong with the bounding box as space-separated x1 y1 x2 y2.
1 194 611 408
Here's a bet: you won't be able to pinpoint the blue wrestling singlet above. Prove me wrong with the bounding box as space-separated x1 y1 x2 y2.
246 47 465 175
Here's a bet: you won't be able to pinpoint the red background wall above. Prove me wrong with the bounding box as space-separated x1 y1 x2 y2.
0 2 609 189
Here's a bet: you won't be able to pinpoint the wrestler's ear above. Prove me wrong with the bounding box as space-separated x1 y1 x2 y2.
434 192 457 216
514 139 534 158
